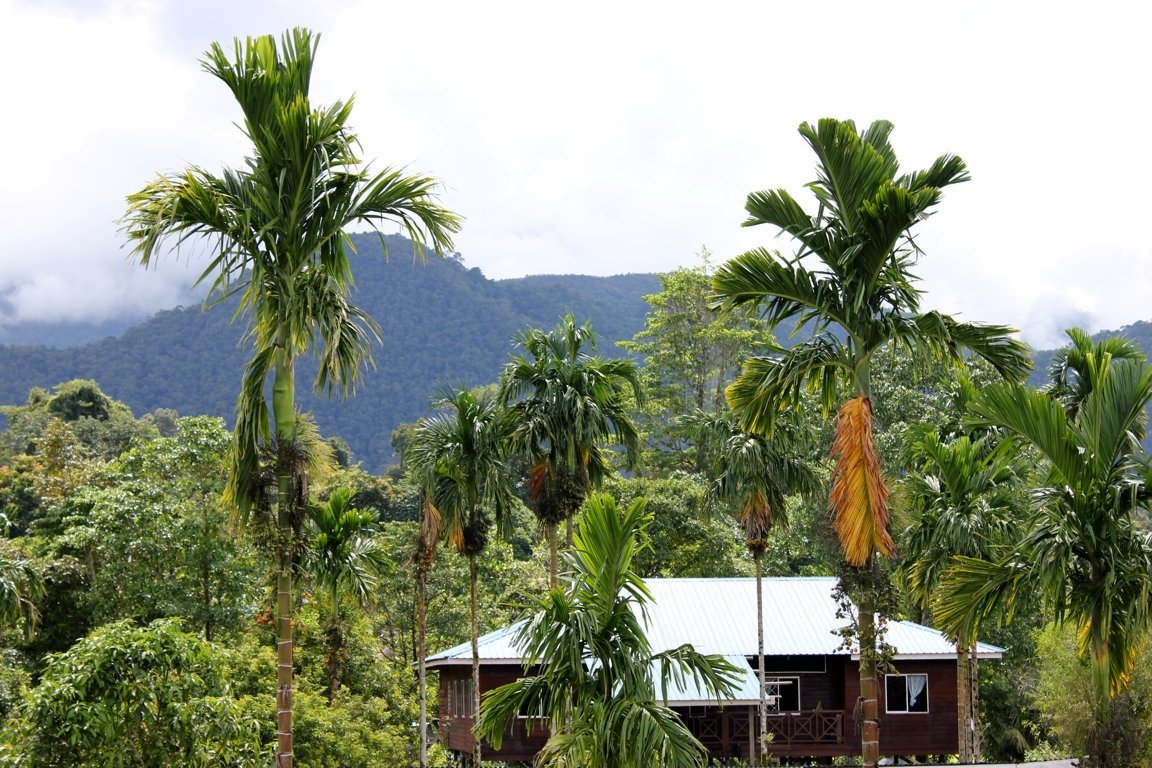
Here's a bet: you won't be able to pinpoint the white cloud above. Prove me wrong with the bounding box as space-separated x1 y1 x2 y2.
1 0 1150 347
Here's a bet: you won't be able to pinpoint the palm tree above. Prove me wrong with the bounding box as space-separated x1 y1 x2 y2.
407 388 516 767
711 118 1031 767
304 487 387 701
681 409 818 763
121 29 460 766
1046 327 1144 418
899 431 1024 763
414 490 440 768
477 494 741 767
935 354 1152 765
0 554 44 641
499 314 642 586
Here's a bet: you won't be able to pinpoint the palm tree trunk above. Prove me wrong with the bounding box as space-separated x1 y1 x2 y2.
852 371 881 768
202 553 213 642
858 562 880 768
755 552 768 765
275 532 294 768
957 641 970 763
470 554 482 767
417 564 429 768
547 522 559 589
273 350 296 768
325 614 343 703
969 641 981 762
956 641 983 763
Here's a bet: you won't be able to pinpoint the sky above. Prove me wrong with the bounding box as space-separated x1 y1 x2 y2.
1 0 1148 349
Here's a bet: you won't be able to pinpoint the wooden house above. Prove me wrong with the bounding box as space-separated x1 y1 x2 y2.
425 577 1001 763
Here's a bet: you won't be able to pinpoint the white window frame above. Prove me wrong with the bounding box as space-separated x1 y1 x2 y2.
451 678 475 718
765 676 800 713
884 673 929 714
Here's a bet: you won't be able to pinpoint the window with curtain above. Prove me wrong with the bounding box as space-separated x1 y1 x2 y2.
885 673 929 713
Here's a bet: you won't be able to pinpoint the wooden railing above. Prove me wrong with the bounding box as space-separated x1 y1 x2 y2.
763 710 844 744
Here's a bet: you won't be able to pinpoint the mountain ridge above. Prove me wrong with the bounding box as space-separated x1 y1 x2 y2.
0 234 660 470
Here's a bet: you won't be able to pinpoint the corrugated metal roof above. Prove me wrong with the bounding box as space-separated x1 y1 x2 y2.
426 577 1003 667
660 655 761 706
427 619 526 664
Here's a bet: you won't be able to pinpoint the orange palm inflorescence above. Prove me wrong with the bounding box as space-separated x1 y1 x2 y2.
829 396 894 566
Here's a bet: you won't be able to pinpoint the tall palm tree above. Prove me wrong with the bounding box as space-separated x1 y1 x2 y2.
499 314 642 586
407 388 516 767
681 409 818 763
711 118 1031 767
899 431 1024 762
414 490 440 768
120 29 460 767
304 487 387 701
477 494 741 768
935 355 1152 764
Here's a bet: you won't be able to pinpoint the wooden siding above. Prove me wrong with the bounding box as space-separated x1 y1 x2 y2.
437 664 549 762
881 658 959 756
439 655 961 762
841 657 960 756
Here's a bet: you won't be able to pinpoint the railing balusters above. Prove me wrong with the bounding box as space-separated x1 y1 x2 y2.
761 711 845 744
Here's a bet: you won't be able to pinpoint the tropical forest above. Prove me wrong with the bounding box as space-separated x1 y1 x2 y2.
0 27 1149 768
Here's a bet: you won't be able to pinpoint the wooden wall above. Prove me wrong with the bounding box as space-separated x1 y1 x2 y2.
436 664 549 762
841 657 960 757
438 656 961 762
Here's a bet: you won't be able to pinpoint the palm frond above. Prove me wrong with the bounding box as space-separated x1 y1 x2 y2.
406 387 516 557
477 495 734 768
799 118 894 237
225 345 276 521
498 314 642 532
885 312 1032 383
933 555 1032 644
710 247 848 333
0 557 44 640
966 382 1088 491
725 334 851 434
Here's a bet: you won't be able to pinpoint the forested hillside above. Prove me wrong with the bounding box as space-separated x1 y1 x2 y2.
0 233 659 470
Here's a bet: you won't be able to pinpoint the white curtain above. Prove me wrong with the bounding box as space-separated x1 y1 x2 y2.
906 674 926 710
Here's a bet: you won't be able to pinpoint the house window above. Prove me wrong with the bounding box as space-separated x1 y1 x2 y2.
885 673 929 713
451 678 475 718
765 677 800 713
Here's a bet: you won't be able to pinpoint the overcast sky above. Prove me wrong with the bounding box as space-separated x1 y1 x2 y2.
1 0 1148 349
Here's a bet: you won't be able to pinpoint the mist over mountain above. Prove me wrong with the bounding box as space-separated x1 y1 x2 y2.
0 233 659 471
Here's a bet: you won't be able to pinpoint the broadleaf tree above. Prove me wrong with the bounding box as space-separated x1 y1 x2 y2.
620 252 773 473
